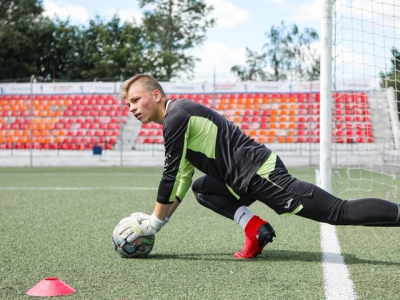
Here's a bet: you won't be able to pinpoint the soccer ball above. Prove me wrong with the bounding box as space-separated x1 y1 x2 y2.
112 217 155 258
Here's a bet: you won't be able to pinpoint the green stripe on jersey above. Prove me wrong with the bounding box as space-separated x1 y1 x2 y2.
226 185 240 200
256 151 277 178
169 126 191 202
186 116 217 159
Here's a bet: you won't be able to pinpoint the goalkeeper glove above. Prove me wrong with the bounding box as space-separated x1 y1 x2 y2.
119 213 167 243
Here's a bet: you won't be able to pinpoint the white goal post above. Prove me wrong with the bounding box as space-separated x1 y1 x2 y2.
320 0 333 193
320 0 400 200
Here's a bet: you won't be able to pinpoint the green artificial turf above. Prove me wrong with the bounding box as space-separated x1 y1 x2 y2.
0 166 399 300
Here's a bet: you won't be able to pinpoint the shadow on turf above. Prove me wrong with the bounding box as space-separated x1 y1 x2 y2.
149 249 400 266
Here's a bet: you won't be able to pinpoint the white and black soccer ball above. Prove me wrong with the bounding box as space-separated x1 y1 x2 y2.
112 217 155 258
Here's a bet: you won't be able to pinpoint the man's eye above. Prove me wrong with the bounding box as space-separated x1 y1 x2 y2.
126 103 131 108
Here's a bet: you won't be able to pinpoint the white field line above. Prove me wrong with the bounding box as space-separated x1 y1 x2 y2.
321 223 357 300
315 169 357 300
0 187 157 191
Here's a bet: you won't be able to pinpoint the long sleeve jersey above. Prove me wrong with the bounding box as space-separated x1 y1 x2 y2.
156 99 273 204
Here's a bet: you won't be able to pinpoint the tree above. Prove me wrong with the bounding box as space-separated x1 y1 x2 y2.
0 0 215 82
0 0 45 81
231 48 268 81
0 1 152 82
138 0 215 81
380 47 400 116
78 15 150 81
231 21 320 82
35 18 82 81
0 0 83 82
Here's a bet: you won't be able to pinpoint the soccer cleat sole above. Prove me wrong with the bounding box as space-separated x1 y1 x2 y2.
252 223 276 257
257 223 276 247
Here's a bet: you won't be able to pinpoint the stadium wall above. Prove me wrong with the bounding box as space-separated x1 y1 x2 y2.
0 79 370 96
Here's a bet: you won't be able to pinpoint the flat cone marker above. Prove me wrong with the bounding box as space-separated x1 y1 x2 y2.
26 277 76 297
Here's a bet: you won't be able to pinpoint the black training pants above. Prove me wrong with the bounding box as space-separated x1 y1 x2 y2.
192 157 400 226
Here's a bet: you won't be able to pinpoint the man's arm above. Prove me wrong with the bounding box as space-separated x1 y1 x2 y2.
122 198 181 241
153 198 180 220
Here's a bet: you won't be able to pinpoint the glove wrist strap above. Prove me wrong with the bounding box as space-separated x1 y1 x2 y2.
150 213 165 231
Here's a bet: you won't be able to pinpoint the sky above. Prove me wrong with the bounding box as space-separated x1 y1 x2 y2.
41 0 399 87
41 0 322 83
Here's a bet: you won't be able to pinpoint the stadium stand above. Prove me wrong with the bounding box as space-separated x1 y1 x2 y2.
0 92 373 150
0 94 127 150
133 91 372 145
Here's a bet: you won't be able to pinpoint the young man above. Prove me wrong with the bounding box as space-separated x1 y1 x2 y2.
119 74 400 259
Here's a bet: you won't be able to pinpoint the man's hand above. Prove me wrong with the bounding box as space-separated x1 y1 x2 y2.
118 212 166 243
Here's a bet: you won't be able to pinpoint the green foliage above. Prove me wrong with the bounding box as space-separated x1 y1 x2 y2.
1 1 323 83
0 0 46 80
231 48 268 81
35 18 82 81
231 21 320 82
0 0 215 82
138 0 215 81
78 15 150 81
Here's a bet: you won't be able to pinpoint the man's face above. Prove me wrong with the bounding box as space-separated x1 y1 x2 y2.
126 82 161 124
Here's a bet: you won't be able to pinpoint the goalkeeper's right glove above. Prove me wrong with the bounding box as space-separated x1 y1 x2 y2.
119 213 167 243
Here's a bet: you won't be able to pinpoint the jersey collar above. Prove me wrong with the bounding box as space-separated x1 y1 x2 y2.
165 99 172 116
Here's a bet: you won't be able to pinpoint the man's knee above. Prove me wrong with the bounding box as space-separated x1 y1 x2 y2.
192 176 206 204
192 176 204 194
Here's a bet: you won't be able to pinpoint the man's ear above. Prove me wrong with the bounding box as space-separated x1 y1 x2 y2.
153 89 162 102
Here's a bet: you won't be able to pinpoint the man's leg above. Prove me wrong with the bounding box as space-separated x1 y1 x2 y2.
296 184 400 226
192 175 275 258
250 154 400 226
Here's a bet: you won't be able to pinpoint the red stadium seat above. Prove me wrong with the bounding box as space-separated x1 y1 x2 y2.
143 138 152 143
153 138 164 144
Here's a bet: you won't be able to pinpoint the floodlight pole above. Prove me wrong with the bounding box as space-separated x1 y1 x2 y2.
320 0 332 193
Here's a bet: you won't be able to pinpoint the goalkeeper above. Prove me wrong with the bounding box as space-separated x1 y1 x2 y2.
119 74 400 259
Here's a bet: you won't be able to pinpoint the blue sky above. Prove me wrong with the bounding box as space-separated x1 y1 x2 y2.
42 0 400 88
42 0 322 83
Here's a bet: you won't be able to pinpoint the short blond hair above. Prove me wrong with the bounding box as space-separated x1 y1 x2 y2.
120 74 166 99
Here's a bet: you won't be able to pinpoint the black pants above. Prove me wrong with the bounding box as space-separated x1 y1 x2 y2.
192 157 400 226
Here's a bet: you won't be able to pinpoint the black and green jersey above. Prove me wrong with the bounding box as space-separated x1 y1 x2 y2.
157 99 273 204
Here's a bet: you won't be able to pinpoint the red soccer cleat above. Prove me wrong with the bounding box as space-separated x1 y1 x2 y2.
233 216 276 259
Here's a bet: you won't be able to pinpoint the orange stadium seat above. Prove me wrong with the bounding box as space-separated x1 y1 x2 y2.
257 136 267 144
0 92 376 149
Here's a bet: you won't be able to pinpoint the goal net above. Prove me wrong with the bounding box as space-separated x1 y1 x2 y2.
331 0 400 200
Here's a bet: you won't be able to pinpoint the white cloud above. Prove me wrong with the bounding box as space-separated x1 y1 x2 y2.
43 1 143 25
43 0 89 24
206 0 249 28
290 0 321 23
105 7 143 24
188 41 247 82
269 0 285 5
